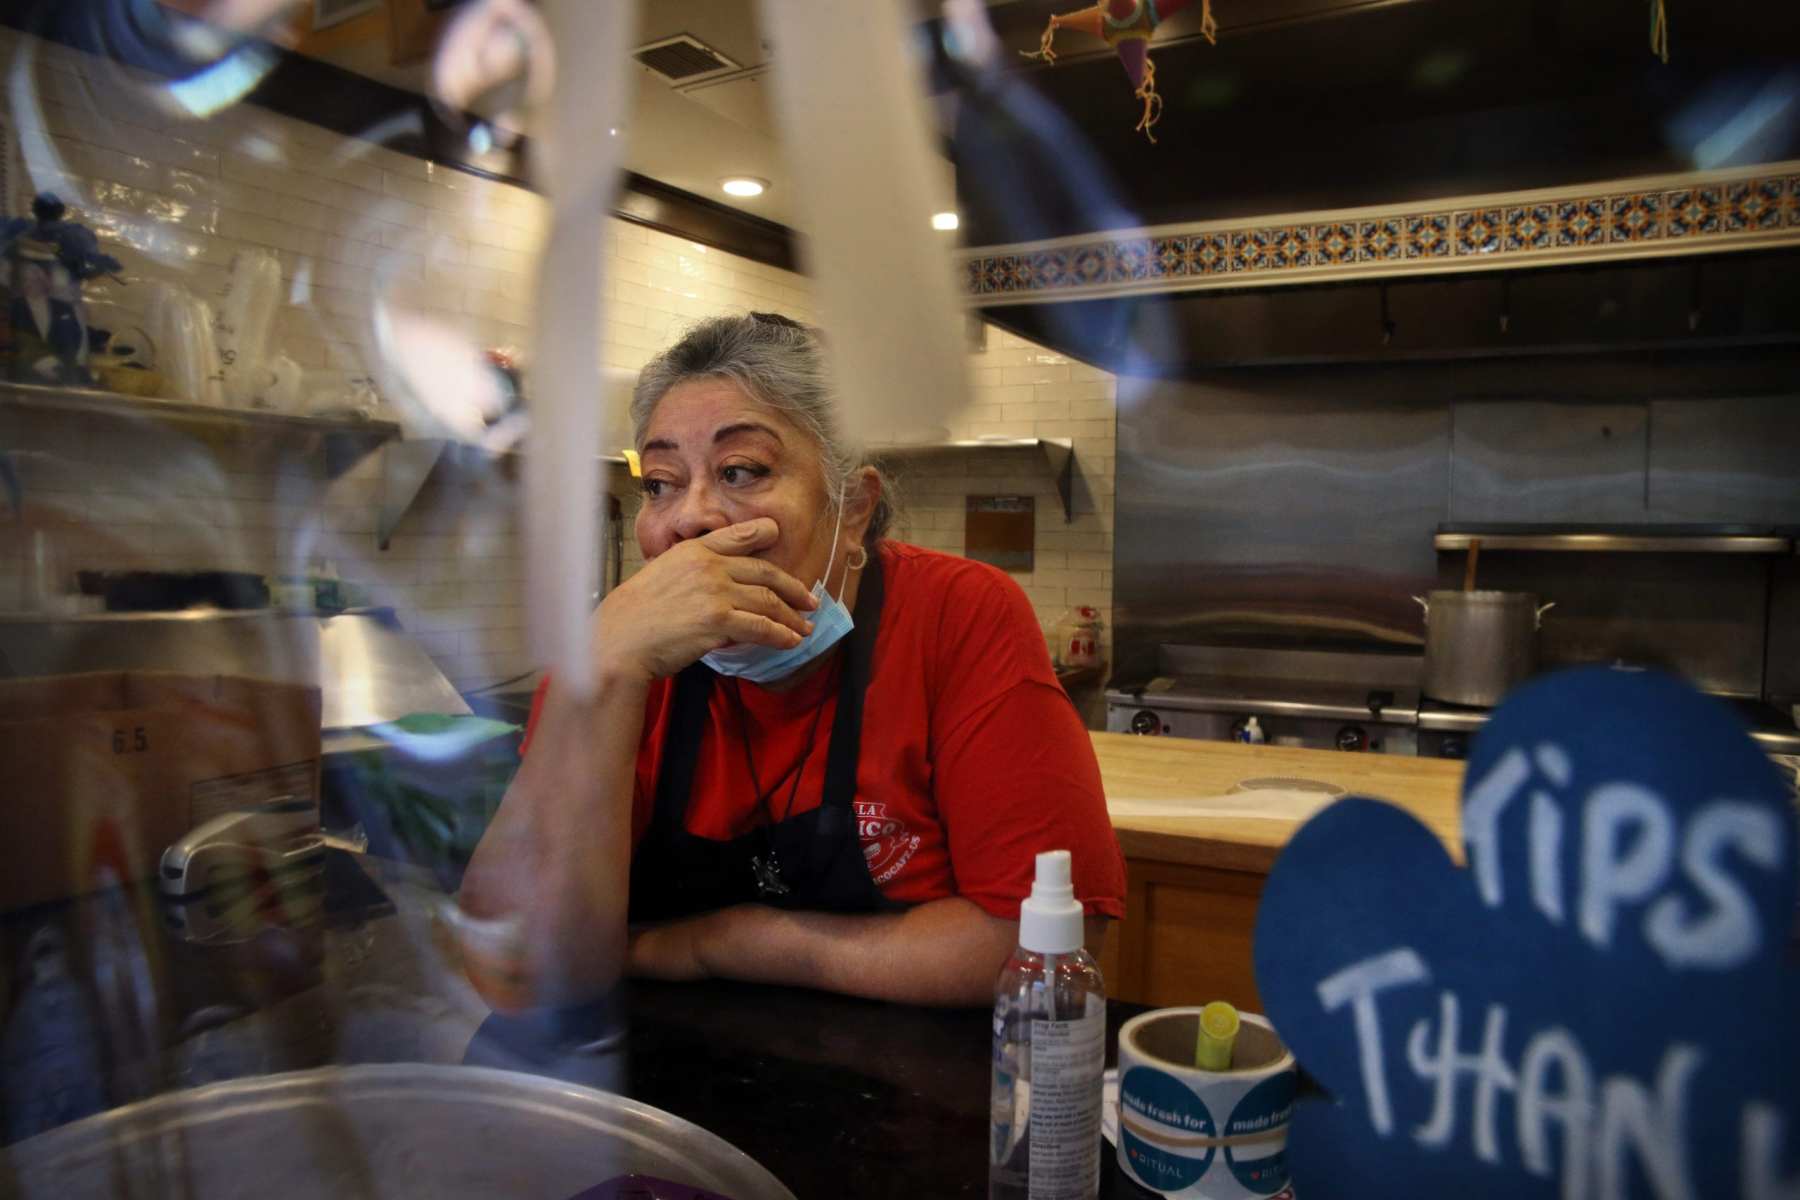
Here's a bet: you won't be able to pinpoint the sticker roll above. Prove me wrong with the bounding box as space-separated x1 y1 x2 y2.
1116 1008 1297 1200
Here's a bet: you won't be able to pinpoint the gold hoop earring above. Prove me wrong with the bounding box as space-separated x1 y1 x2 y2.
846 545 869 572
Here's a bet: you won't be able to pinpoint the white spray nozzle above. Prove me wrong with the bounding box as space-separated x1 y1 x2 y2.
1020 849 1084 954
1033 850 1073 897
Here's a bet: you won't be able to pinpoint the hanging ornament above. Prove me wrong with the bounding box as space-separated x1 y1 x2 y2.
1022 0 1216 143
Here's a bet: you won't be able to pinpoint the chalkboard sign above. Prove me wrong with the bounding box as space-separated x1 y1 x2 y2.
1254 667 1800 1198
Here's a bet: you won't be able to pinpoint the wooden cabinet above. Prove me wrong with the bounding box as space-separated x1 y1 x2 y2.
1104 858 1267 1009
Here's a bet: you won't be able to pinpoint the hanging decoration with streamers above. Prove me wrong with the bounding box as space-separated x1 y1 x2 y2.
1021 0 1216 142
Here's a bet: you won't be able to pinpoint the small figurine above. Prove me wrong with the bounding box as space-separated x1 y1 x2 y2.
1021 0 1217 142
0 193 123 385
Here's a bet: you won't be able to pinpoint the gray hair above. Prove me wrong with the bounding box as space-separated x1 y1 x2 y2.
630 312 894 546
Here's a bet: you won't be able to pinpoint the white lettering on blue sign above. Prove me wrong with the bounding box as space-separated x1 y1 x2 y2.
1459 748 1784 972
1530 788 1566 925
1535 743 1574 787
1316 948 1431 1136
1579 784 1675 950
1517 1026 1595 1193
1743 1104 1800 1200
1463 747 1532 907
1644 802 1784 972
1595 1044 1700 1200
1406 992 1518 1164
1317 944 1746 1200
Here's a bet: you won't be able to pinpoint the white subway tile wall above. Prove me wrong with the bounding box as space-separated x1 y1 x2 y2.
0 30 1115 698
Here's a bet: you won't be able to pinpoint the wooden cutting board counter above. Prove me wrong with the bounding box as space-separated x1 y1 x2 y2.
1091 732 1466 870
1087 732 1468 1007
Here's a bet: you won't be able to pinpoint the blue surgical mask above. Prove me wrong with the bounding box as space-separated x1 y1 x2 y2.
702 496 856 685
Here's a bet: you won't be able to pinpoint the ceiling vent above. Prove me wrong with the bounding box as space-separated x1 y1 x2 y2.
633 35 741 85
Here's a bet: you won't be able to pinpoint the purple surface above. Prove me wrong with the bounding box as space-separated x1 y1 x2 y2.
565 1176 738 1200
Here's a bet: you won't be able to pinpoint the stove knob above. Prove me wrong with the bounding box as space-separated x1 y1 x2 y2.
1336 725 1369 753
1129 709 1162 736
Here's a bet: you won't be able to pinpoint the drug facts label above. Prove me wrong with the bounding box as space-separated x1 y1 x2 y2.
1027 1011 1105 1199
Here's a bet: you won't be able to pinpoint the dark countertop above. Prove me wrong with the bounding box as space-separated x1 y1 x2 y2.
616 979 1150 1200
3 856 1157 1200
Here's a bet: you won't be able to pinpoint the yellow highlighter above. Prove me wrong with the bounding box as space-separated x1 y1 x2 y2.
1195 1000 1240 1070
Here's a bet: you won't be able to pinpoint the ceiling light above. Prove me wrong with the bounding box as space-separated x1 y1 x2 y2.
721 176 767 198
931 210 960 231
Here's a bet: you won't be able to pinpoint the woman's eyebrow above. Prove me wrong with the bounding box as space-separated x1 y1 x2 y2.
640 423 783 454
713 421 783 445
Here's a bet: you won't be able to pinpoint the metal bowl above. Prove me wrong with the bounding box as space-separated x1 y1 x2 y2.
2 1063 795 1200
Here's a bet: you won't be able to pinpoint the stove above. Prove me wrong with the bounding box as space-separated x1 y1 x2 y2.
1104 646 1424 755
1419 693 1800 761
1106 644 1800 764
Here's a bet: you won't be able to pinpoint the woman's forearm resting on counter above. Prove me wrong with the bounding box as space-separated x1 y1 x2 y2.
628 901 1110 1007
458 673 649 1010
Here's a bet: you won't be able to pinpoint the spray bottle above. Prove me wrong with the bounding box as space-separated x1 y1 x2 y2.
988 850 1106 1200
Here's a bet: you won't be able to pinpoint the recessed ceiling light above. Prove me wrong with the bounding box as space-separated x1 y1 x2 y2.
931 210 960 231
721 176 767 198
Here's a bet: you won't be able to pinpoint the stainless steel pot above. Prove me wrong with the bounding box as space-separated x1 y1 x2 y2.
1414 590 1555 707
2 1064 797 1200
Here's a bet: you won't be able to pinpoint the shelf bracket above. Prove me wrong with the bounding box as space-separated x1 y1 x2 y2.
1039 438 1075 522
378 438 447 550
323 429 392 479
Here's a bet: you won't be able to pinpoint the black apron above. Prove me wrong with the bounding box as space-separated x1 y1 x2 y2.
627 553 905 921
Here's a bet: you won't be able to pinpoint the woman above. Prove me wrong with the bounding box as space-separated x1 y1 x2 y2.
461 312 1123 1010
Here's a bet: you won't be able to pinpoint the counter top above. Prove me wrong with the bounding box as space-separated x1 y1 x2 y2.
617 978 1150 1199
1090 732 1466 872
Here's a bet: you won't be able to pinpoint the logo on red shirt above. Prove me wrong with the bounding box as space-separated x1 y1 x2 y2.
856 799 921 886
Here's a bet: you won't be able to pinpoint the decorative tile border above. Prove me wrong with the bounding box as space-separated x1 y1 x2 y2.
959 163 1800 303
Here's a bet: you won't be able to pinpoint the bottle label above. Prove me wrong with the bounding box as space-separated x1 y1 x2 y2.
1027 1007 1105 1199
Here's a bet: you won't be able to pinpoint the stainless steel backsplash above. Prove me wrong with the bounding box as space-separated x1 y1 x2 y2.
1114 350 1800 700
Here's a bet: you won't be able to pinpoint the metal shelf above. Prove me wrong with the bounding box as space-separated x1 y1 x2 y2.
378 439 629 548
1434 529 1792 554
3 385 1083 540
1 380 402 523
0 380 400 439
869 437 1078 522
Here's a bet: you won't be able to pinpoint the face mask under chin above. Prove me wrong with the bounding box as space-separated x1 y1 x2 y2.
701 494 857 686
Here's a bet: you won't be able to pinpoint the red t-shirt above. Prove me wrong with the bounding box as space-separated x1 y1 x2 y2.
523 541 1125 920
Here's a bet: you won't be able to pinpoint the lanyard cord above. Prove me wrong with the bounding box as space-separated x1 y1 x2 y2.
731 677 831 831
